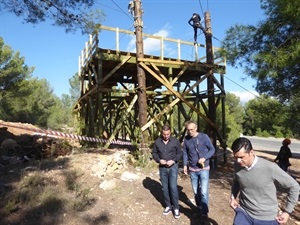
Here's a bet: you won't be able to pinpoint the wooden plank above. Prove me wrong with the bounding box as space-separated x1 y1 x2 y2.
141 98 180 131
100 55 132 84
171 65 189 85
140 62 217 129
104 94 138 148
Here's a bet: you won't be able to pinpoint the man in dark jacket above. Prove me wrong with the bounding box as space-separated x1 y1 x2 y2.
274 138 292 172
188 12 207 43
152 125 182 219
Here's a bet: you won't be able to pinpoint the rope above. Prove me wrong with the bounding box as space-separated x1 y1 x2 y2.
197 0 205 16
0 121 132 146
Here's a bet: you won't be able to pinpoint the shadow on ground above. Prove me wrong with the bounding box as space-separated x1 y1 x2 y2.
143 176 219 225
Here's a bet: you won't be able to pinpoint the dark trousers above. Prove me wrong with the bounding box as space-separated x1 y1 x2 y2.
193 23 206 42
159 163 179 209
234 207 279 225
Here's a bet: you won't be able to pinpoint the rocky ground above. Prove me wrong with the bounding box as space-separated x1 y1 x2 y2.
0 122 299 225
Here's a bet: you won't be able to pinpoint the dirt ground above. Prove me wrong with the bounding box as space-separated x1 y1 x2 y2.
0 122 299 225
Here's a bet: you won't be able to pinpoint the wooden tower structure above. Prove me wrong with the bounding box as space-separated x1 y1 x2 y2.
74 9 227 161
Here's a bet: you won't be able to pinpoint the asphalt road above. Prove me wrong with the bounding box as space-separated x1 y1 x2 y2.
244 135 300 158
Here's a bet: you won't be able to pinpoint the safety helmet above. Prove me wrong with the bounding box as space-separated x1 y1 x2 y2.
283 138 291 145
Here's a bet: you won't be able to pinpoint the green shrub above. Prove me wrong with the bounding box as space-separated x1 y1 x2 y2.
275 130 283 138
4 200 17 215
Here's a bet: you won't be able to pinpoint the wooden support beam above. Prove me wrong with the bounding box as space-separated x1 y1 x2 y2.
140 62 217 130
100 55 132 84
104 94 138 148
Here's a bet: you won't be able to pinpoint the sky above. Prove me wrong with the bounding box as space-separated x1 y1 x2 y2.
0 0 264 103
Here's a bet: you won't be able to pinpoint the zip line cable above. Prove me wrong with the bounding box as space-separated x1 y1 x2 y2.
109 0 133 21
225 75 300 129
93 0 135 51
197 0 204 16
93 2 125 15
205 0 209 12
196 0 222 43
224 76 261 100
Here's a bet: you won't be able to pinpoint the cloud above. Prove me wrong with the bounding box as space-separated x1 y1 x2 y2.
126 24 172 55
230 91 259 103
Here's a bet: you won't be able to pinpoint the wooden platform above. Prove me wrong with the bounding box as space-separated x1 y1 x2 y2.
75 26 227 152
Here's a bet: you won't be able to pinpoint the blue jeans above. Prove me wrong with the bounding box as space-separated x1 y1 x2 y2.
234 207 279 225
190 169 209 215
159 163 179 209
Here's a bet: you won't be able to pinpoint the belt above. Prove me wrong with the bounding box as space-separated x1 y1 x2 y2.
160 163 177 168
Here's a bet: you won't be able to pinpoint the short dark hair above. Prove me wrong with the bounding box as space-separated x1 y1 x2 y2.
231 137 253 153
162 125 171 131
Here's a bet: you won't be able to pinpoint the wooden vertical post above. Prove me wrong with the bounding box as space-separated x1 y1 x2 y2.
134 0 148 149
205 11 217 168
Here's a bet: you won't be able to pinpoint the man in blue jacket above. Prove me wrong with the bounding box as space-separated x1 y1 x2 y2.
183 120 215 223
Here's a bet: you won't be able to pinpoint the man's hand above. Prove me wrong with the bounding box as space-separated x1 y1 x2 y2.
275 212 290 224
166 160 174 167
159 159 167 165
198 158 205 167
229 198 239 210
183 165 188 175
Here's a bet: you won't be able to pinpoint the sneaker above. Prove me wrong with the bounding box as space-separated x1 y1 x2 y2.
174 209 180 219
163 206 172 215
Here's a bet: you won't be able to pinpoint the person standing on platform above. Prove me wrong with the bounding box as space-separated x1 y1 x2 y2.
188 12 207 44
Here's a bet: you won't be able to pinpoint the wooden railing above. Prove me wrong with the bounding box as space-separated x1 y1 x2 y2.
78 34 98 74
78 25 226 74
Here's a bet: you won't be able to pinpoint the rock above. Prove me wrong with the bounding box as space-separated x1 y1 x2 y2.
120 171 140 181
99 179 117 190
99 154 110 165
106 162 120 174
0 138 20 156
91 161 108 178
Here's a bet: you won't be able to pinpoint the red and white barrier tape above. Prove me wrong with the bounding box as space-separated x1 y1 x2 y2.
0 121 132 146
